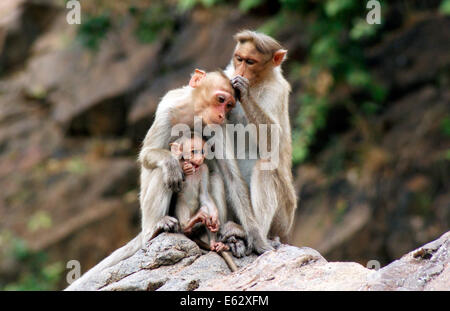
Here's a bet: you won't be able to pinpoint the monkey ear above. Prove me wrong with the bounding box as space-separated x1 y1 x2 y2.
189 69 206 88
272 49 287 67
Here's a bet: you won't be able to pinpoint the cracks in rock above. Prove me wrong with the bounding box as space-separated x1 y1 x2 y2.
413 239 444 260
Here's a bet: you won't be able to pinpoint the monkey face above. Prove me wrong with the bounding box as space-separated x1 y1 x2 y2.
233 42 287 85
233 42 269 84
202 90 235 125
183 137 206 167
193 71 236 125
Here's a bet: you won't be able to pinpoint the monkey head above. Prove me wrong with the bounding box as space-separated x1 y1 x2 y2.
170 133 206 169
232 30 287 86
189 69 236 125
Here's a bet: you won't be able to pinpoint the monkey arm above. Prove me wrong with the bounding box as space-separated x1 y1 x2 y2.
138 108 184 192
231 76 279 152
138 115 174 169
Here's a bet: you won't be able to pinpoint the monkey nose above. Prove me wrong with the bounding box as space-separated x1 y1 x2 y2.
235 66 245 77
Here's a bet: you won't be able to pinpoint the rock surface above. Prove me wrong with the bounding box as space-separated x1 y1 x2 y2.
66 231 449 291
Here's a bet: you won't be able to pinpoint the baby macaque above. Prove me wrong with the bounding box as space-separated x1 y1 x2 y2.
169 132 228 252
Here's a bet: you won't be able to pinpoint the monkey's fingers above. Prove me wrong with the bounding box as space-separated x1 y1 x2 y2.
208 220 219 233
205 215 213 228
182 163 195 176
215 242 230 252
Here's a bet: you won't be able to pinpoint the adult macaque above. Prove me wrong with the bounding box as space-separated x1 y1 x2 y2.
75 71 237 273
169 133 228 252
221 30 297 253
138 70 236 244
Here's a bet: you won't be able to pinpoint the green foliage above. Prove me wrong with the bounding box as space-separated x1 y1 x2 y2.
257 11 289 35
239 0 266 12
445 149 450 161
66 157 88 175
77 14 111 50
256 0 387 165
350 17 377 40
440 116 450 137
292 94 329 164
177 0 223 11
0 232 63 291
4 261 64 291
27 211 52 232
324 0 356 17
361 102 380 116
132 5 175 44
333 198 349 223
440 0 450 15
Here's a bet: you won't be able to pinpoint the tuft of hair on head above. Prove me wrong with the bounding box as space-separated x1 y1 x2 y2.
234 29 284 56
209 69 236 95
214 69 230 81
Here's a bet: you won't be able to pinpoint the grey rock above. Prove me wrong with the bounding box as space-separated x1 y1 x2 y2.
66 231 449 291
365 231 449 290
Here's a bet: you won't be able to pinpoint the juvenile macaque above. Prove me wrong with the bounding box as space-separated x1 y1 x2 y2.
138 69 236 244
169 132 228 252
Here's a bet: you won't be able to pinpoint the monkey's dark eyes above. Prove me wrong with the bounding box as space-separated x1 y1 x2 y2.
236 55 242 62
246 59 255 65
218 96 225 103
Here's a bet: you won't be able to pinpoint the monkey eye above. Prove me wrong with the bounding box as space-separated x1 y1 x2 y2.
246 59 255 65
217 95 225 103
236 55 243 62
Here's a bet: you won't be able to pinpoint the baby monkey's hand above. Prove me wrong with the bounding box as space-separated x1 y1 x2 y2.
182 161 195 176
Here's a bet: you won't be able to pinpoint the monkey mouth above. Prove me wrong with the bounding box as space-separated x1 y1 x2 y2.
192 164 200 170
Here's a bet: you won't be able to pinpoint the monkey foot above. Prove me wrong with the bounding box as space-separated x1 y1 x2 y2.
269 236 282 249
156 216 180 234
224 236 247 258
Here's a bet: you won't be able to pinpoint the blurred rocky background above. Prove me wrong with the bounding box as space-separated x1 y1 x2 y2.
0 0 448 290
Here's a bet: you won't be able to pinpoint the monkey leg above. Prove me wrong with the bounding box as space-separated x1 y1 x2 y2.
216 157 272 255
249 161 278 238
249 160 295 243
140 167 178 244
269 165 297 244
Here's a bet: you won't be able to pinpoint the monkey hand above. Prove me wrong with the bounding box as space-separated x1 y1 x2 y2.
206 214 220 233
162 157 184 192
210 241 229 252
182 161 195 176
231 75 250 102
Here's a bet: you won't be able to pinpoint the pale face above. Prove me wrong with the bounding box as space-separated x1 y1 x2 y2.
197 73 236 125
181 137 206 168
232 41 271 85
